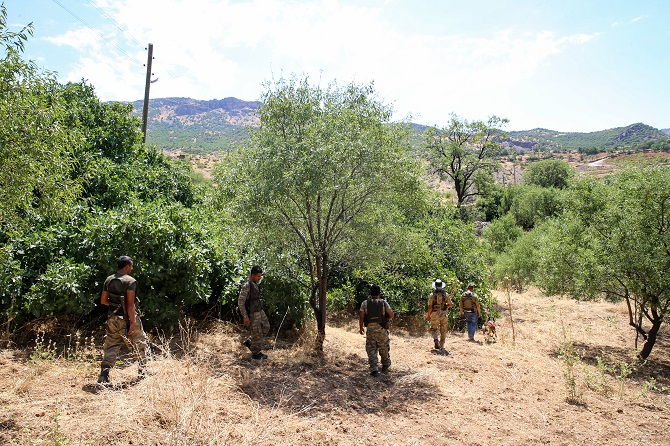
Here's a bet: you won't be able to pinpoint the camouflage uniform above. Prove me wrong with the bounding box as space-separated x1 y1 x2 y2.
238 279 270 355
428 290 451 349
100 273 150 370
360 298 392 373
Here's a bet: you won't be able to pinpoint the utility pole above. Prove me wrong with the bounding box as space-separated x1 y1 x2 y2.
141 43 154 144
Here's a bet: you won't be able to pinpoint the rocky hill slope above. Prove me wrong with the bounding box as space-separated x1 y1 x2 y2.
131 97 260 153
131 97 669 155
507 123 670 152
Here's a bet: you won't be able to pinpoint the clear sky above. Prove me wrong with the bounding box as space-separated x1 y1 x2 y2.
5 0 669 132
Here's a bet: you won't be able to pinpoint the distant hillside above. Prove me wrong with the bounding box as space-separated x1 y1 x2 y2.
506 123 670 153
130 97 669 155
130 97 260 153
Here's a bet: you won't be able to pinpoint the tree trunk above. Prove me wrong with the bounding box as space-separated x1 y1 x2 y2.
308 283 320 329
638 316 662 360
313 253 329 352
454 177 465 208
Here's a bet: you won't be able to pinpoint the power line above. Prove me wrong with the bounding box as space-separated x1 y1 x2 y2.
85 0 145 49
83 0 180 81
49 0 143 67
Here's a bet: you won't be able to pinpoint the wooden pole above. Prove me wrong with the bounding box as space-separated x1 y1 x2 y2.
505 276 516 345
141 43 154 144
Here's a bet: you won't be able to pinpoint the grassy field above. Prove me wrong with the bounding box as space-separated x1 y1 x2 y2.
1 287 668 445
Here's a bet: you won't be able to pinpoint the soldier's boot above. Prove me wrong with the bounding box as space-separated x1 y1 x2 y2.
243 338 252 350
97 365 111 384
381 365 389 374
434 339 440 350
138 364 155 378
252 352 268 360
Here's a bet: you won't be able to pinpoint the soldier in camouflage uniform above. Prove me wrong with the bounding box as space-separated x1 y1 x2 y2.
238 265 270 360
97 256 151 384
359 284 394 377
426 279 453 352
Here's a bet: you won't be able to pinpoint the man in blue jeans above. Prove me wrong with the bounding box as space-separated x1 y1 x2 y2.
459 283 481 342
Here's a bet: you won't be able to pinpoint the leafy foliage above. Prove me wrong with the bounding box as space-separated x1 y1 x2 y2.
506 185 564 230
0 46 83 234
424 114 508 217
482 213 523 255
216 76 425 346
0 4 32 52
533 168 670 358
0 17 238 330
522 159 574 189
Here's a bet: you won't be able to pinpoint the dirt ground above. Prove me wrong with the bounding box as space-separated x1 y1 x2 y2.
0 287 668 445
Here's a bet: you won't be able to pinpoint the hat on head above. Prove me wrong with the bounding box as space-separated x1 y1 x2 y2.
467 282 476 289
433 280 445 291
370 284 381 296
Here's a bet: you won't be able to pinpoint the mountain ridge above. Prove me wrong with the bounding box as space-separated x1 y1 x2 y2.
128 97 669 154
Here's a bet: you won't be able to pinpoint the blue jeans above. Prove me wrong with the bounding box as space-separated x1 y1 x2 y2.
464 312 478 340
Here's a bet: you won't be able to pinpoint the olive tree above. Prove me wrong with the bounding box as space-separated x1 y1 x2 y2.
424 114 508 218
0 9 82 235
536 167 670 359
522 159 574 189
216 76 422 350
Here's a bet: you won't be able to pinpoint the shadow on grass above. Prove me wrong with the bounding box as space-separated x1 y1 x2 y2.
550 331 670 390
234 346 440 415
82 376 145 394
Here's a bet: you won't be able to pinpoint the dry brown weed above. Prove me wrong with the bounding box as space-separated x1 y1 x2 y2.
0 288 668 445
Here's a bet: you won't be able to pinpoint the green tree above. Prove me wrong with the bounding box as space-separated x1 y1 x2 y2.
424 114 508 218
507 185 563 230
0 4 31 52
482 213 523 255
216 76 422 350
535 168 670 359
492 223 544 289
522 159 574 189
475 181 505 222
0 11 82 235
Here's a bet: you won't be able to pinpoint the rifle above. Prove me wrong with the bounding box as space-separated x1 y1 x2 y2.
121 295 130 337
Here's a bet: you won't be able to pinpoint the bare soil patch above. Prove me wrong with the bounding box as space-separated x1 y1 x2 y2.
0 287 668 445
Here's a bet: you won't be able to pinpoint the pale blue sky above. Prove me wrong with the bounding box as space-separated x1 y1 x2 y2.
5 0 669 132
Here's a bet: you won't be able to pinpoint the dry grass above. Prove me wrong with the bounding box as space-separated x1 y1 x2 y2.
0 288 668 445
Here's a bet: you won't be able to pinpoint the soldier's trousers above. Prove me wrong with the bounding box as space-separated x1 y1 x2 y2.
101 314 150 369
365 323 391 372
249 310 270 354
430 314 448 348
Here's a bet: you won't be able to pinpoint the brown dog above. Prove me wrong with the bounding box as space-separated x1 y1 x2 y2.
482 318 497 343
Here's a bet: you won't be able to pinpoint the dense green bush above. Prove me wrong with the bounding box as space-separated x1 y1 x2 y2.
522 159 574 189
0 15 239 331
482 213 523 255
3 201 237 328
506 185 563 230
